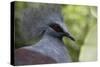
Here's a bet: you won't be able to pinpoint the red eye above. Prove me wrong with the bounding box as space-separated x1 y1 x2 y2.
49 24 64 32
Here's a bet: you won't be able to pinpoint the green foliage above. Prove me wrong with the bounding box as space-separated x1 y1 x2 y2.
62 5 97 61
79 25 97 61
14 2 97 62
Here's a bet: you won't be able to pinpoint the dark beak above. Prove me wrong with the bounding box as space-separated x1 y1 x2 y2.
64 33 75 41
59 23 75 41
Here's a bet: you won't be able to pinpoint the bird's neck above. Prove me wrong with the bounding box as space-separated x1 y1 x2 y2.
23 34 72 62
35 34 72 62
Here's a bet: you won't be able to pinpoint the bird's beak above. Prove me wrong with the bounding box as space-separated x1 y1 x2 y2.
60 23 75 41
63 33 75 41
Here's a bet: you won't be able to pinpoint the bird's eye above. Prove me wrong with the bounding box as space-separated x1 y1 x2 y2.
49 23 64 32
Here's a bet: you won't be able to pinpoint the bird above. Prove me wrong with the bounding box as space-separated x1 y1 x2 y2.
14 4 75 65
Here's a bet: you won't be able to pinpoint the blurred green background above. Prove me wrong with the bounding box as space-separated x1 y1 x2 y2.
14 2 97 62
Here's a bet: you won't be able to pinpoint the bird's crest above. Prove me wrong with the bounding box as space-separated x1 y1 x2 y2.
16 3 63 46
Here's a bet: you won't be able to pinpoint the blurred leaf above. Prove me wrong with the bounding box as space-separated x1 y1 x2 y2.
79 25 97 61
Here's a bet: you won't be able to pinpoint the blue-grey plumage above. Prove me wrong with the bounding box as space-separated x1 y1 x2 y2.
15 4 75 65
24 33 72 63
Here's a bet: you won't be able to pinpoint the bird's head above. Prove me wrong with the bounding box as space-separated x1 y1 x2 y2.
44 20 75 41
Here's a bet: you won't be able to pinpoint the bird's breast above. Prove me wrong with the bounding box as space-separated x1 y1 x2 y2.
24 38 72 63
